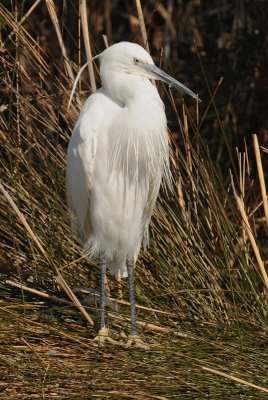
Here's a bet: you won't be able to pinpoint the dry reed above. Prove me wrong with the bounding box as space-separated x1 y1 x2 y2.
0 2 268 398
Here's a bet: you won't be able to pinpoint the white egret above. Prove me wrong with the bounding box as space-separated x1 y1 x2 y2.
66 42 198 348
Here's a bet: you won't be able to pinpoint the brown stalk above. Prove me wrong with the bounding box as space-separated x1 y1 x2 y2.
45 0 75 83
109 313 186 336
202 366 268 394
230 177 268 293
182 104 192 171
6 280 177 317
20 337 48 366
155 3 176 40
102 34 109 48
135 0 149 52
253 134 268 229
260 145 268 154
0 4 48 72
0 306 95 349
4 278 180 335
6 280 75 307
80 0 96 92
0 182 94 326
76 288 177 316
236 150 249 263
177 177 188 227
2 0 42 48
55 274 94 326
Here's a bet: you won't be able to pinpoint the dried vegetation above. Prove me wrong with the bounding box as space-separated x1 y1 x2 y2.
0 1 268 398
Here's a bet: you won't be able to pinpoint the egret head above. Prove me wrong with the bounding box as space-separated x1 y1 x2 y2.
99 42 199 101
68 42 199 109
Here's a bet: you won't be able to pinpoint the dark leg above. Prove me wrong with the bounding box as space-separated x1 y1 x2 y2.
93 255 123 346
99 254 106 331
126 253 138 336
125 254 149 349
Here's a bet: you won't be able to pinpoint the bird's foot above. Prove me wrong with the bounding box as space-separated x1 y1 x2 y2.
114 330 128 340
125 334 150 350
93 327 123 346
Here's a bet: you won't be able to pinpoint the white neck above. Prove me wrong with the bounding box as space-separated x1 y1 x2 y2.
101 70 157 107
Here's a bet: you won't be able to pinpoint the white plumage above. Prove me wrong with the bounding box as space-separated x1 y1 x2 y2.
67 42 172 277
66 42 198 345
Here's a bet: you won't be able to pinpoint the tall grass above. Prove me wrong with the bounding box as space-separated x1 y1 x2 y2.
0 1 267 330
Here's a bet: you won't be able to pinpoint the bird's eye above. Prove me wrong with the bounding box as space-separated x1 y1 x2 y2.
133 58 140 65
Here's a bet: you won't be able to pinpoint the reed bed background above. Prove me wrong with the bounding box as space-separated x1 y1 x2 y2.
0 1 268 399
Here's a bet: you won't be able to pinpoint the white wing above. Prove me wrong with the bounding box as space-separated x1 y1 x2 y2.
66 90 104 241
